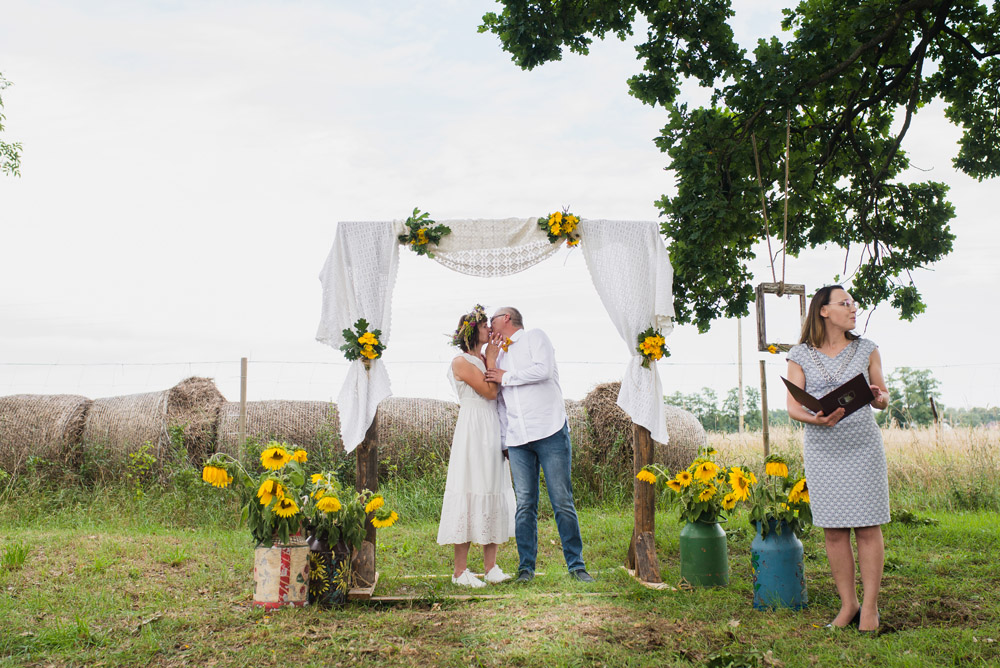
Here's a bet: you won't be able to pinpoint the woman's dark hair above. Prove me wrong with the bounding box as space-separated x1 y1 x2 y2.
799 285 860 348
453 312 483 353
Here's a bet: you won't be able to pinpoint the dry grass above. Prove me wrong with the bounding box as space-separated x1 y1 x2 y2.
708 425 1000 510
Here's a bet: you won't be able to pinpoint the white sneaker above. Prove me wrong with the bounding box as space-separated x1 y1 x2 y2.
484 565 512 584
451 569 486 588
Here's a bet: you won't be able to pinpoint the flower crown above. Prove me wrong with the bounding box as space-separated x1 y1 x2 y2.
450 304 487 349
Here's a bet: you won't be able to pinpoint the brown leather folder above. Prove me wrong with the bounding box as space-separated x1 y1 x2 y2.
781 373 875 419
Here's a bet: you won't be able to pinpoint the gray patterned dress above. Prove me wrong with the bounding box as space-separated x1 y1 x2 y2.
787 338 890 528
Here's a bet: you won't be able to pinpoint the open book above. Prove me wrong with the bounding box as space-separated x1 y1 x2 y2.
781 373 875 420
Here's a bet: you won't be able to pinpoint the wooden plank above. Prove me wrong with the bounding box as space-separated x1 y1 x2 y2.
363 592 621 604
347 571 379 601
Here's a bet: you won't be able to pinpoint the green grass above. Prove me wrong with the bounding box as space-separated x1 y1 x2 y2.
1 478 999 667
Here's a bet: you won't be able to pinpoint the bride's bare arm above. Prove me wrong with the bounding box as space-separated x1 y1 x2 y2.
452 357 498 400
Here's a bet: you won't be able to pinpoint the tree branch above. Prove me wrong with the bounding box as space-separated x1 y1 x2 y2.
942 26 1000 59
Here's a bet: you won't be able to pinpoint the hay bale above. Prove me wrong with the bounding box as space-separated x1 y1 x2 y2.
582 381 705 471
376 397 459 472
166 376 226 463
566 399 601 467
80 390 170 472
215 400 341 460
0 394 91 473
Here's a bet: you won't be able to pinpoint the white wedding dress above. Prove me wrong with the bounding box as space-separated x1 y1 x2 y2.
436 353 516 546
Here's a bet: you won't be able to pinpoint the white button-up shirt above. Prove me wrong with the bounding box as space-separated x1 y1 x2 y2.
496 328 567 448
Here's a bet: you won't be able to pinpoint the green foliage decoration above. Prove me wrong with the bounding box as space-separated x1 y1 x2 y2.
398 208 451 257
0 72 22 177
479 1 1000 330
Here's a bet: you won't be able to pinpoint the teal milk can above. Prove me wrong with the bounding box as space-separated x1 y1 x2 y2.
751 520 807 610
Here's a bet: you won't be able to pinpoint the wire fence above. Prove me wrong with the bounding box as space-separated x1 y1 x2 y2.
1 359 997 408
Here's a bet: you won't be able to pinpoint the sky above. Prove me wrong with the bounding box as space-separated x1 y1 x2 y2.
1 0 997 413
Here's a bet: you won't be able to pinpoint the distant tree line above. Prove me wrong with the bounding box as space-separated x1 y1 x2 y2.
667 368 996 433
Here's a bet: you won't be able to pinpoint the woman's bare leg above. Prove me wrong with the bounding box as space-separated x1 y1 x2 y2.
484 543 499 572
824 527 861 626
855 525 884 631
454 542 471 578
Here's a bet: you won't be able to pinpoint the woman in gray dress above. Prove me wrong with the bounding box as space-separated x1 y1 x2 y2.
786 285 890 633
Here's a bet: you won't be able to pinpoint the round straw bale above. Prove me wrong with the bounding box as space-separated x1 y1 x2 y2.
566 399 601 469
0 394 91 473
165 377 226 464
375 397 459 473
80 390 170 476
582 381 705 471
215 400 341 463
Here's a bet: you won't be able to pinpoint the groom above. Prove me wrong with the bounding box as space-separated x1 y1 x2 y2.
485 307 593 583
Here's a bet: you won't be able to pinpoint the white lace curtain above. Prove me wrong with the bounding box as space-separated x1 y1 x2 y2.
317 220 674 451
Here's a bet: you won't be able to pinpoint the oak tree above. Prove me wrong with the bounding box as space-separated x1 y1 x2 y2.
481 1 999 330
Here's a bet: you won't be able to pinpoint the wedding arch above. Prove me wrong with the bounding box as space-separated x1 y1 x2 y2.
317 219 675 585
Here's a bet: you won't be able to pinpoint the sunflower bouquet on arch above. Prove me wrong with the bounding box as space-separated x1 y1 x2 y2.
537 209 581 246
201 440 310 546
638 448 748 524
746 454 812 538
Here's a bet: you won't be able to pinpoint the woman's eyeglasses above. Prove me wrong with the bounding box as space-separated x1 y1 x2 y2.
829 299 858 310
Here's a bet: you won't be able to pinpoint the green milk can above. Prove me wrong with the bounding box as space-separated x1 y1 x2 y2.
679 520 730 587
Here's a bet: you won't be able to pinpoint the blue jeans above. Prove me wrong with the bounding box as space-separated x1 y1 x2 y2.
507 422 585 574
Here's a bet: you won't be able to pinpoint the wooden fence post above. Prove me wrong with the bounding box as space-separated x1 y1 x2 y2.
627 423 661 583
239 357 248 450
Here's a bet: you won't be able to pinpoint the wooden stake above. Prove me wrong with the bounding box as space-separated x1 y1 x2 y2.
737 319 745 434
628 423 661 583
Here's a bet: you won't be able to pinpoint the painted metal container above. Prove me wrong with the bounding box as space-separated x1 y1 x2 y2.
679 521 729 587
751 520 807 610
252 534 310 610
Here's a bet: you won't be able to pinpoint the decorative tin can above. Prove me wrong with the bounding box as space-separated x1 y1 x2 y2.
253 534 310 609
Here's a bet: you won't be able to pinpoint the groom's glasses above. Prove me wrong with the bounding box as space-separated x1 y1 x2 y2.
490 314 508 324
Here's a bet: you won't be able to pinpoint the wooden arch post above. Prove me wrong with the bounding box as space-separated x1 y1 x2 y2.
626 423 661 583
352 359 379 597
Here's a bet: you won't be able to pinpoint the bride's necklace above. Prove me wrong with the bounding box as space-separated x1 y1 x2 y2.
808 339 858 385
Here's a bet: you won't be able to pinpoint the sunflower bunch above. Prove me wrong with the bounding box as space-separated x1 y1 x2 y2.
397 207 451 257
201 441 310 546
638 449 743 524
537 210 582 246
636 325 670 368
340 318 385 362
747 454 813 538
302 476 398 554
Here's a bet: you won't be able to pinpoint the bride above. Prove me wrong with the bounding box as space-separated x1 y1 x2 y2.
436 305 516 587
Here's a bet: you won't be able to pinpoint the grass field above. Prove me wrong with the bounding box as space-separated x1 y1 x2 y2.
1 427 998 667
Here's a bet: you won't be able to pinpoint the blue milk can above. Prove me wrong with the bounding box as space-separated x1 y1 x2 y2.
750 520 807 610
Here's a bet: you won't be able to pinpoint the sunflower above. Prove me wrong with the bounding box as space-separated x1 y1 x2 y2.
636 470 657 485
274 497 299 518
698 485 717 502
310 473 325 484
764 455 789 478
372 510 398 529
788 478 809 504
722 493 737 510
312 488 326 499
261 444 291 471
676 471 693 487
291 449 308 463
666 479 683 492
365 495 385 514
257 479 285 506
730 475 751 501
693 461 720 483
317 496 342 513
201 465 232 488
